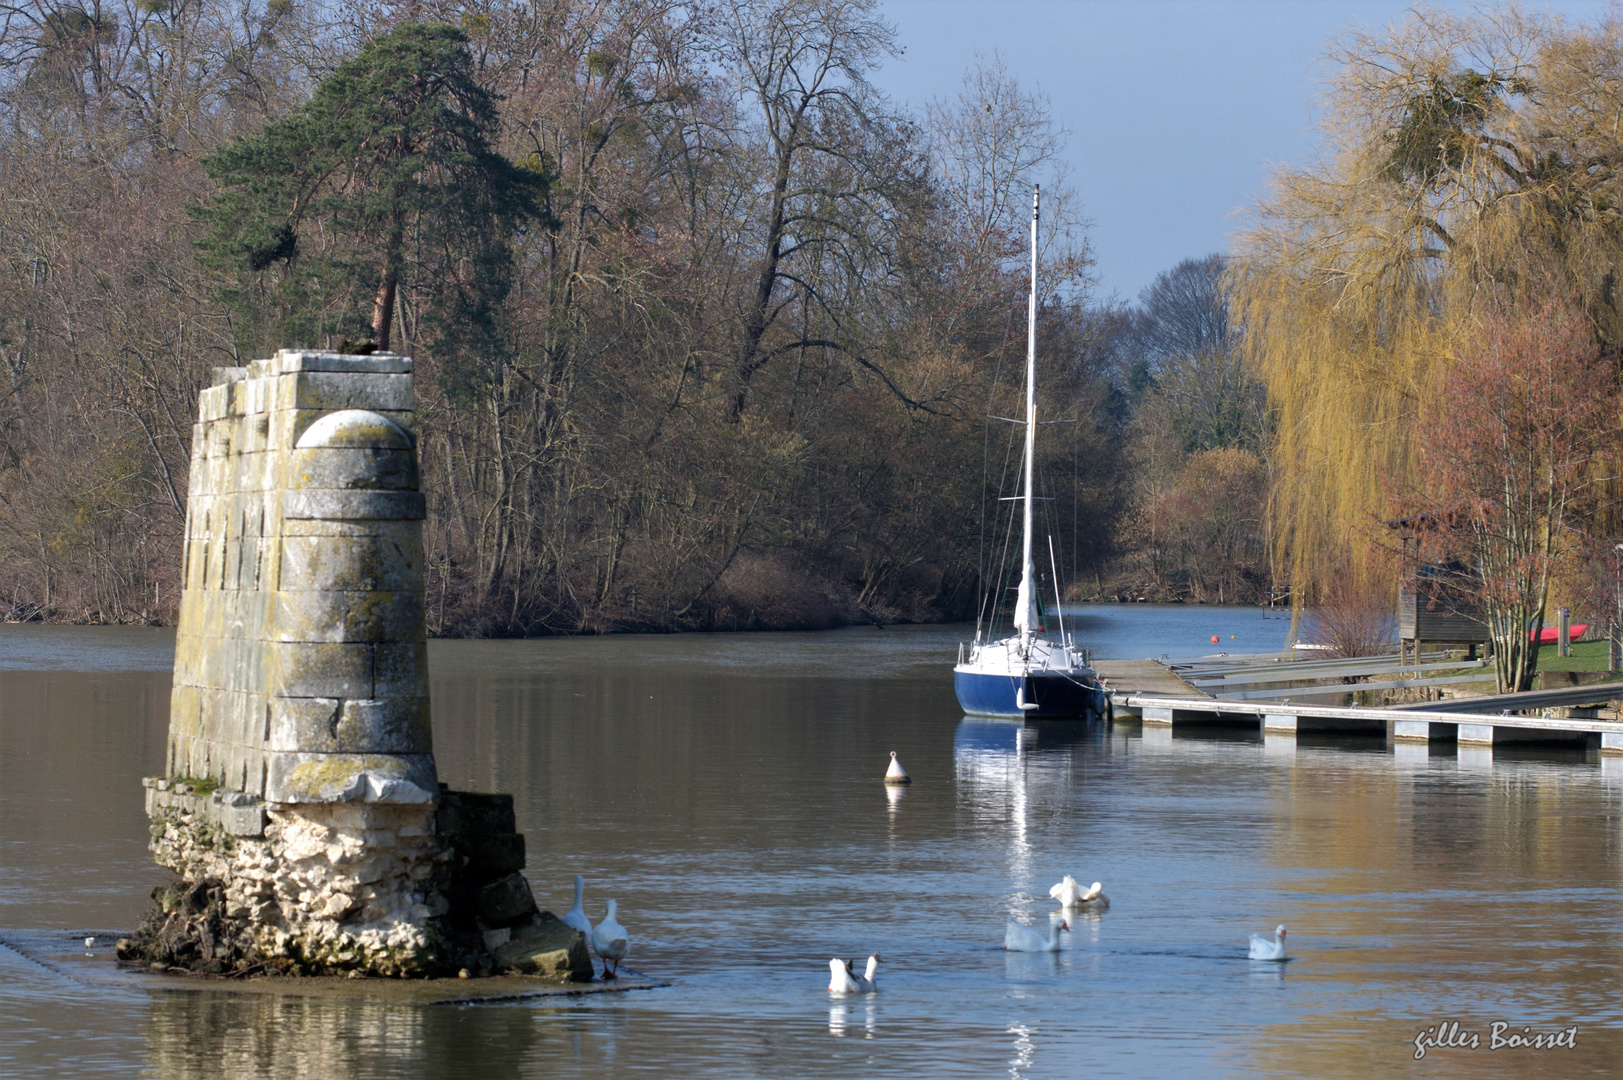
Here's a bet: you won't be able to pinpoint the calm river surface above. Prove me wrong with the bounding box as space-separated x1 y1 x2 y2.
2 606 1621 1078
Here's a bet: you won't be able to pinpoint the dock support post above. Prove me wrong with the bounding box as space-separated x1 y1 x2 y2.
1142 705 1174 727
1458 723 1496 745
1262 712 1298 734
1393 719 1433 743
1602 732 1623 755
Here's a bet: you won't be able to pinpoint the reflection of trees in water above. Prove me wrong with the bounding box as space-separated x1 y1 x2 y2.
141 994 632 1079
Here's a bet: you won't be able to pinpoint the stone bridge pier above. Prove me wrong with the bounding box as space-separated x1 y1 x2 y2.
136 351 584 978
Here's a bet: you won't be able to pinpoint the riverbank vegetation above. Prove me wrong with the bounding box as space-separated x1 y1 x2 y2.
1 0 1177 632
1233 4 1623 689
12 1 1615 645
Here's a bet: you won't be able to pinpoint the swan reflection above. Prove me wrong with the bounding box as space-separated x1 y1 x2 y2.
827 998 877 1039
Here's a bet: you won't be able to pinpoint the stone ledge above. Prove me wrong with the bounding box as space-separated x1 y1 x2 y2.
274 350 414 374
143 777 268 837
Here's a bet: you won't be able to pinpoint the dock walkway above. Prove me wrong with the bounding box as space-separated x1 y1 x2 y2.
1118 690 1623 753
1093 659 1202 699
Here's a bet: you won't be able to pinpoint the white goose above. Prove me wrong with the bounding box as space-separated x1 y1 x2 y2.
828 957 861 993
1248 924 1287 961
852 953 879 992
592 899 630 978
1049 875 1108 909
561 875 592 937
1005 918 1068 952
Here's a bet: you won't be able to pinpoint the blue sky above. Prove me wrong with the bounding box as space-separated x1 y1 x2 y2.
874 1 1616 303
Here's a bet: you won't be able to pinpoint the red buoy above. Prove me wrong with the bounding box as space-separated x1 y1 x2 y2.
1210 635 1220 644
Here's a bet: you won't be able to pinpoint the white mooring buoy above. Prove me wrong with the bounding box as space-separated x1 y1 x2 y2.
884 751 911 785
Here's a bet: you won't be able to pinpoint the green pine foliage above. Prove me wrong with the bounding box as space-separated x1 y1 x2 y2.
194 22 550 357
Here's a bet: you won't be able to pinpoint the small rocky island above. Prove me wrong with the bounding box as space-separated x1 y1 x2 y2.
121 350 588 980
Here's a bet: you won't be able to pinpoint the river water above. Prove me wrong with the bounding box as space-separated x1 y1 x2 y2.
1 607 1619 1078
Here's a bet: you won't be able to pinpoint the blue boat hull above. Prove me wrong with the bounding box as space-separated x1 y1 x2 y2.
954 670 1107 719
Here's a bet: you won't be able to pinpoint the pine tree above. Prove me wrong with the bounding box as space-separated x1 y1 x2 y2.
196 22 549 354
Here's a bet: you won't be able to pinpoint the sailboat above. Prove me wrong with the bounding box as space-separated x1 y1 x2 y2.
953 187 1109 721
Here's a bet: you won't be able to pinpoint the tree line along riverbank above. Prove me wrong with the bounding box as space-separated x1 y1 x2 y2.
0 1 1277 635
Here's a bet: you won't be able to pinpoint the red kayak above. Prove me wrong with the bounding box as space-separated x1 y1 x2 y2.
1532 624 1587 645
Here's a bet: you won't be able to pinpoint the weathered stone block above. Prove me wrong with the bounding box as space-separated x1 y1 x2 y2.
275 350 414 375
273 590 425 644
268 641 373 698
264 752 437 805
476 872 537 925
279 518 422 543
267 697 340 752
269 696 431 754
339 698 431 753
280 534 423 592
288 447 417 491
492 913 592 979
437 792 516 837
374 643 426 698
282 490 426 521
199 384 231 422
460 832 526 874
276 371 414 413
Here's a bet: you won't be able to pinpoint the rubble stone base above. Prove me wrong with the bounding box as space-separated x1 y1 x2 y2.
140 783 447 975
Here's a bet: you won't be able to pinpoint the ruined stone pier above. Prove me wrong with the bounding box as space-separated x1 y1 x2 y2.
134 350 587 979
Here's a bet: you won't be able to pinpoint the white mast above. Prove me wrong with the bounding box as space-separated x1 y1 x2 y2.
1012 186 1042 642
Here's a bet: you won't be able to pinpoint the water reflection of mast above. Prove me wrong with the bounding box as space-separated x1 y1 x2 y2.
953 719 1043 888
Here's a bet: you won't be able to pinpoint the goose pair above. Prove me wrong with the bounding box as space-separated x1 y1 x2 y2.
562 875 630 978
827 954 880 993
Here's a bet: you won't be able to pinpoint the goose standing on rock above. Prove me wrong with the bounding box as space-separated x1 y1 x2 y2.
828 958 861 993
1050 875 1108 909
592 900 630 978
1248 924 1288 961
1005 919 1068 952
561 875 592 937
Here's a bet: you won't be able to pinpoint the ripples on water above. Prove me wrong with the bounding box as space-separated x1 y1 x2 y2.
1 611 1619 1078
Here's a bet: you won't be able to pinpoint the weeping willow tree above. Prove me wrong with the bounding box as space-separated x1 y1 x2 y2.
1231 5 1623 606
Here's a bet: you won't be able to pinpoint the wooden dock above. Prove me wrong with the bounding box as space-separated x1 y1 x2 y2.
1093 659 1203 699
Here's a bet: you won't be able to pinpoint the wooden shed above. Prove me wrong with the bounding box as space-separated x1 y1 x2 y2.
1398 583 1489 661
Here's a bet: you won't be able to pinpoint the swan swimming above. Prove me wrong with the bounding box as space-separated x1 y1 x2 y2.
1248 924 1288 961
828 957 861 993
561 875 592 937
1005 919 1068 952
592 899 630 978
1049 875 1108 908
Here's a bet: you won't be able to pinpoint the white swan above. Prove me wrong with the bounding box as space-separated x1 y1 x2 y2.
561 875 592 937
1248 924 1287 961
1005 919 1068 952
592 899 630 978
852 953 879 992
828 957 861 993
1049 875 1108 908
